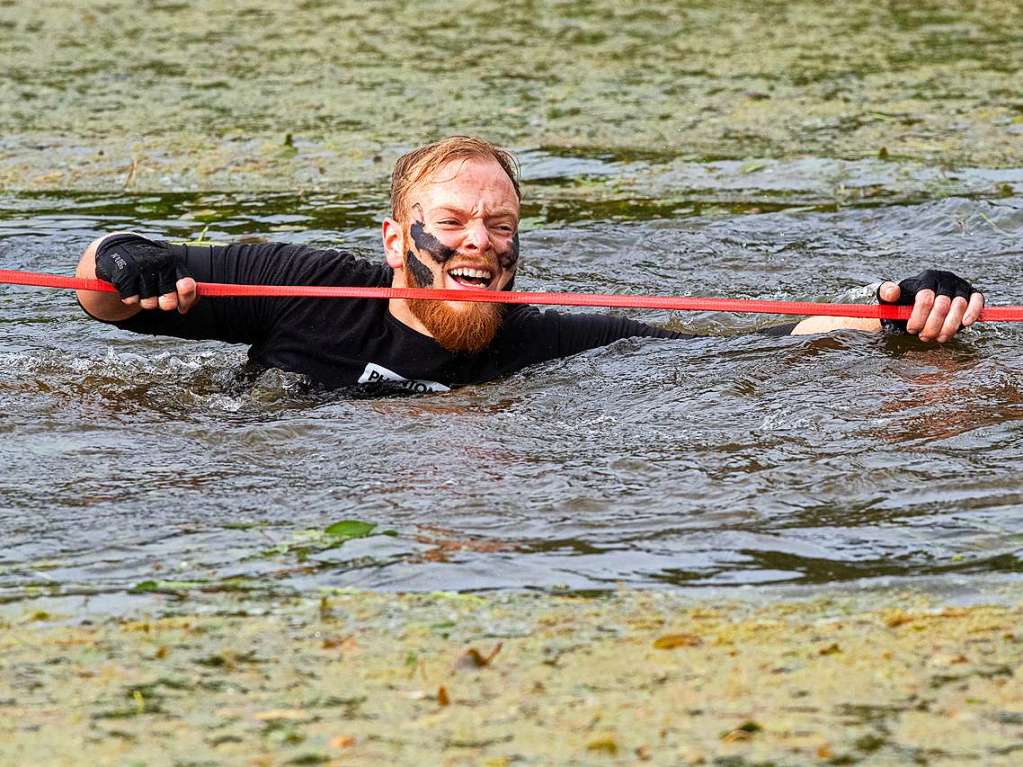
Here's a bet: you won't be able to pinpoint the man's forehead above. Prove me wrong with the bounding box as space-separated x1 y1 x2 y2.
413 158 519 216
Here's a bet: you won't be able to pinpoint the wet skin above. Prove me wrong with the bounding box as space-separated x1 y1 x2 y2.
382 157 522 336
407 243 517 291
407 213 519 288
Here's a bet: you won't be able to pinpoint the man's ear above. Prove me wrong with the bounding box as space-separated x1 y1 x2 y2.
382 217 405 269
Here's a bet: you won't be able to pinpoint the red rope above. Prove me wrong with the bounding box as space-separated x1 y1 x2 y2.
3 268 1022 321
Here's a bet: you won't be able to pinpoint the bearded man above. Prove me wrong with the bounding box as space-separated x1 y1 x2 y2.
75 136 984 393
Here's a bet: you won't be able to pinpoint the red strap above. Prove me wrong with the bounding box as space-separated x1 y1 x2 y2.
3 267 1020 322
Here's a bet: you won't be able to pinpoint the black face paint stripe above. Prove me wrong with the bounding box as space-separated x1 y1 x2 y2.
499 232 519 270
406 249 435 288
410 220 456 264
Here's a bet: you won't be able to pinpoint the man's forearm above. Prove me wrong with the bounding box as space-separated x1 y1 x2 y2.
790 282 882 335
76 233 142 322
790 316 881 335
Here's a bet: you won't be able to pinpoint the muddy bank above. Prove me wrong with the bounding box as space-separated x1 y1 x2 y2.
4 589 1023 766
1 0 1022 192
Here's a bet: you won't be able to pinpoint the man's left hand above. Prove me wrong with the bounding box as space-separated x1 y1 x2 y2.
878 270 984 343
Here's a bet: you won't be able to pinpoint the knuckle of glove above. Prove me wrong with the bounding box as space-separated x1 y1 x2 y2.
97 236 184 303
138 272 162 300
895 271 932 305
175 262 195 282
918 269 975 300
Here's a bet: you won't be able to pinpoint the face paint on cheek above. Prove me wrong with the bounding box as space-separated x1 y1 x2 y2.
410 220 456 264
405 249 435 288
498 232 520 271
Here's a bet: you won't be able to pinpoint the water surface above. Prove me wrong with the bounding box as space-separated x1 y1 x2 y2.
3 158 1022 601
2 0 1023 605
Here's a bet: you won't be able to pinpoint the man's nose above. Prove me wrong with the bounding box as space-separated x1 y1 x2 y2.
463 221 491 252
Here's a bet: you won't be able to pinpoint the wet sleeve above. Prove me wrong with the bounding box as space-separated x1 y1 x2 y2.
521 310 797 362
527 308 797 359
546 311 692 357
502 309 689 365
103 238 365 345
759 321 799 336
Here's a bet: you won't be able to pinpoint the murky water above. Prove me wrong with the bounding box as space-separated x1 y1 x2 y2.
2 156 1022 600
2 0 1023 604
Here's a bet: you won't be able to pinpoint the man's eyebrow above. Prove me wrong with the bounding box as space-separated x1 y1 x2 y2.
429 206 466 217
430 205 519 219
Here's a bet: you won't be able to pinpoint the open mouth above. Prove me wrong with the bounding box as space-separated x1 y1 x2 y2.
447 266 495 289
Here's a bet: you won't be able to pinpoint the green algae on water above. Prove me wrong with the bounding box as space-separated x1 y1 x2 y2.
1 0 1022 192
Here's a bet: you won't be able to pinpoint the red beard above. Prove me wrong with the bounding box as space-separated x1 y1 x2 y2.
404 254 505 355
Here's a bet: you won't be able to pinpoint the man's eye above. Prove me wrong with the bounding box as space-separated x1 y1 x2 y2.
438 219 460 226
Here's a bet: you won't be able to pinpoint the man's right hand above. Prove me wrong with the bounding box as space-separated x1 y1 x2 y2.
877 270 983 343
93 235 198 314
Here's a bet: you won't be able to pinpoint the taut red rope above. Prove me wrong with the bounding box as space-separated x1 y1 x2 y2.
3 268 1023 322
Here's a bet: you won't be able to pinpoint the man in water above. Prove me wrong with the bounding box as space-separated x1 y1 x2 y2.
75 136 984 392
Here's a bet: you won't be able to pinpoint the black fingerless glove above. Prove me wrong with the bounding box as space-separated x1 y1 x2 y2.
94 234 192 301
877 269 976 333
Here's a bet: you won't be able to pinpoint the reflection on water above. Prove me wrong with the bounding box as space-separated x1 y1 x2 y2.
2 170 1023 603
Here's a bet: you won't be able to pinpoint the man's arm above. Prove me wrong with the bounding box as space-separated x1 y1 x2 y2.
791 272 984 342
76 232 387 348
502 268 984 368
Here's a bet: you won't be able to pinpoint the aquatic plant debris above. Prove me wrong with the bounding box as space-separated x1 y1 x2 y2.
2 0 1022 193
4 590 1023 765
652 632 702 649
324 520 377 539
244 519 392 565
453 642 503 671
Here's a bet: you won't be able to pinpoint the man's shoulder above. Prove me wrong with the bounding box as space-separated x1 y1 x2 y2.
488 304 560 356
494 303 543 335
219 240 392 287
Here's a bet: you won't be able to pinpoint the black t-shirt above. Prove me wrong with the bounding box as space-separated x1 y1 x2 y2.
91 235 775 391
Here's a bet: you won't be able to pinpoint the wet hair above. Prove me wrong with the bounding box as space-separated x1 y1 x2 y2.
390 136 521 223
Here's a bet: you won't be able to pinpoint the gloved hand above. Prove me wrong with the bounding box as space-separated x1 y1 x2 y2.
877 269 983 341
94 234 195 310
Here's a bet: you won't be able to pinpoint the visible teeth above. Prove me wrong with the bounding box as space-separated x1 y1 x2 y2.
450 268 492 280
